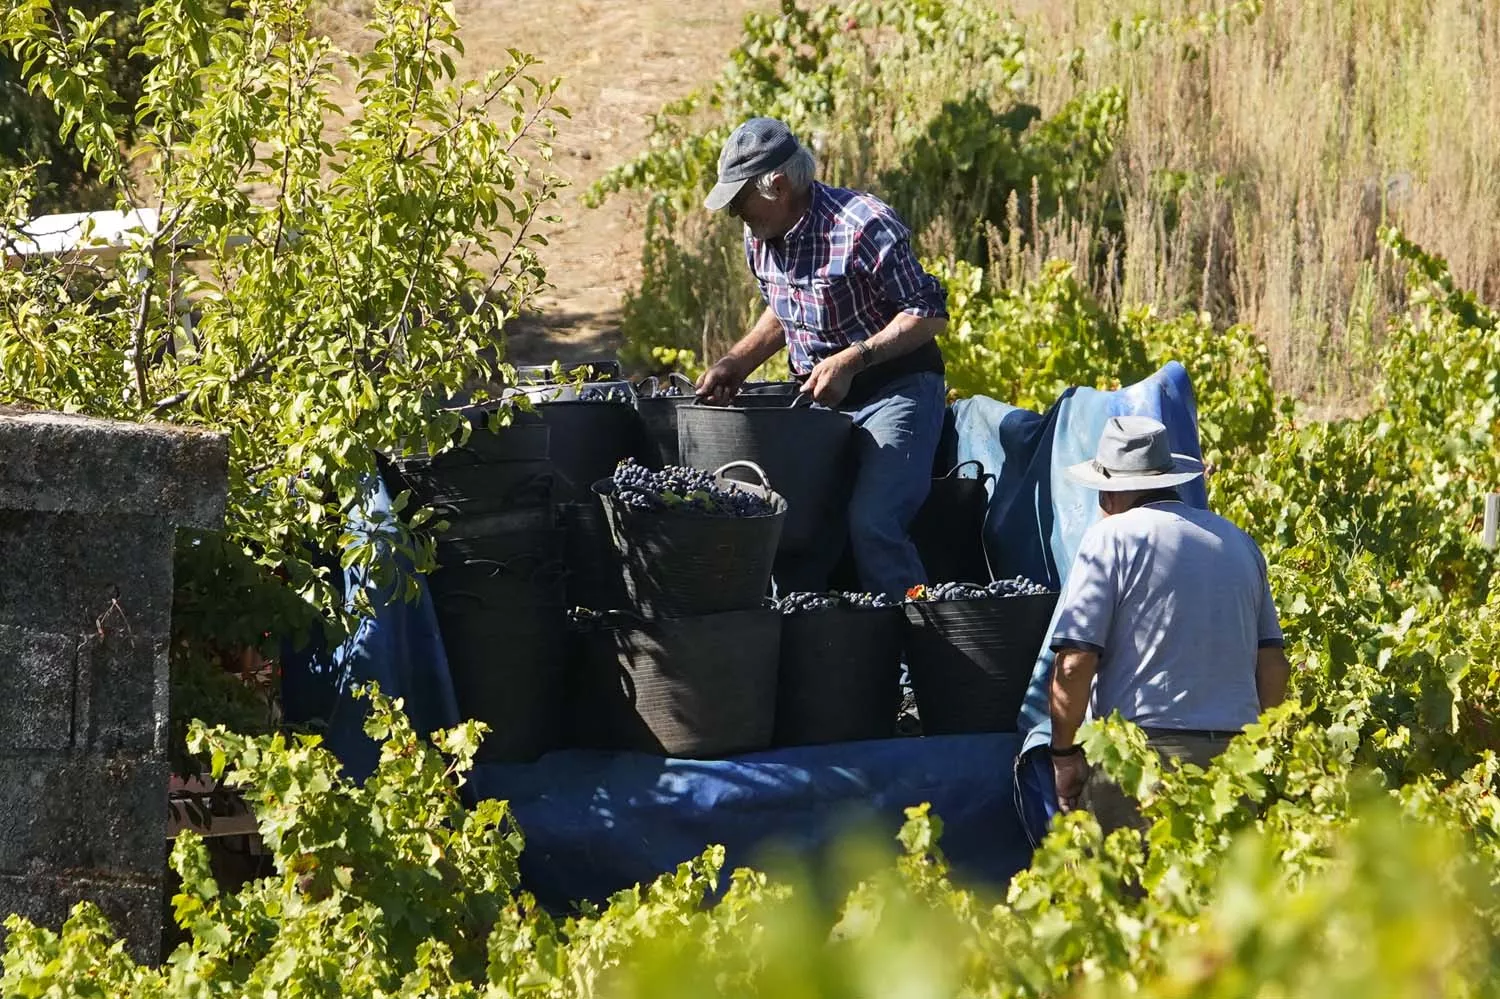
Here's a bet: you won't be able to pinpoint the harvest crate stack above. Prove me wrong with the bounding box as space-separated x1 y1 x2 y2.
392 363 1061 763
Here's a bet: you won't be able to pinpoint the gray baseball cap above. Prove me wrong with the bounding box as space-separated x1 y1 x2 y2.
704 117 801 212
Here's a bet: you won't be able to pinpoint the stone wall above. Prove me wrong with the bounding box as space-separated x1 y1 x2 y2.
0 409 227 962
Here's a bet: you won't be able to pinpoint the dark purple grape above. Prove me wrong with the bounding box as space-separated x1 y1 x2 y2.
909 575 1053 602
608 458 774 518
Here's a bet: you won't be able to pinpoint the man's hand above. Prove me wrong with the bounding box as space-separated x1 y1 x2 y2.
1052 752 1090 813
801 351 859 407
696 356 747 406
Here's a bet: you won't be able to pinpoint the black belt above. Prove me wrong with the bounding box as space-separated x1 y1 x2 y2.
1141 726 1240 741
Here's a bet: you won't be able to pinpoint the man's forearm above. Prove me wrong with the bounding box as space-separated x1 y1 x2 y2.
1256 646 1290 711
722 307 786 373
834 313 945 371
1049 649 1099 749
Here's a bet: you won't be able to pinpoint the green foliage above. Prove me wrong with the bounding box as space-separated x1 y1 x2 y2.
0 0 565 651
931 258 1149 411
7 0 1500 989
0 0 155 212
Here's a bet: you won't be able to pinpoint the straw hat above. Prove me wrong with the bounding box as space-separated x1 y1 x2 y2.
1063 415 1204 491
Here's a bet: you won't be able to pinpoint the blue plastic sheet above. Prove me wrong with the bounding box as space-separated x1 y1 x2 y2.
475 734 1034 907
281 362 1206 903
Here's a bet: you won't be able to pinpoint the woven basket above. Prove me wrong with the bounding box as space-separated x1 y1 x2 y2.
593 461 786 617
773 604 904 747
902 593 1059 734
569 607 781 757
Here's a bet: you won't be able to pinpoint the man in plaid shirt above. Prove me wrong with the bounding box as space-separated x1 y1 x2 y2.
696 117 949 596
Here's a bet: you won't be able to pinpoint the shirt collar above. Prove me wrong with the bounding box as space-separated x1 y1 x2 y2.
777 181 826 245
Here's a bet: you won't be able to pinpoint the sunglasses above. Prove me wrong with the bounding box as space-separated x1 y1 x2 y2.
727 186 754 219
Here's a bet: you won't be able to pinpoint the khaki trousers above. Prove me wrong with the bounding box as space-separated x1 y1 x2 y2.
1081 730 1232 835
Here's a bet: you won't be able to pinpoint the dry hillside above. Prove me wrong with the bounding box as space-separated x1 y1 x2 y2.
352 0 772 367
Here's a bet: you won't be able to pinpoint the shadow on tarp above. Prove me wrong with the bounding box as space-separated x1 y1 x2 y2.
280 361 1208 901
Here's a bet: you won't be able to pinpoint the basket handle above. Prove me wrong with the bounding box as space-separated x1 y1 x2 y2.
448 551 566 581
571 606 650 629
942 459 992 481
636 372 696 398
712 460 774 492
788 390 814 409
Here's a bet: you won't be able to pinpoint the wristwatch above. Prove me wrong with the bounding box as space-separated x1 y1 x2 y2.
853 340 873 368
1048 743 1084 757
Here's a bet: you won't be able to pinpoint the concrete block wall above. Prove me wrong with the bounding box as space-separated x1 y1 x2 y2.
0 409 227 962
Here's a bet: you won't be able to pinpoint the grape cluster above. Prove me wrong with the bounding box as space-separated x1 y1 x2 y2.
909 576 1052 602
776 590 901 615
578 383 636 404
610 458 774 517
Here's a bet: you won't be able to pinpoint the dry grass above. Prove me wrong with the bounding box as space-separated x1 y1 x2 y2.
1015 0 1500 402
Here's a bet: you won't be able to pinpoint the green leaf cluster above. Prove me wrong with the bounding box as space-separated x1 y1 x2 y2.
0 0 566 652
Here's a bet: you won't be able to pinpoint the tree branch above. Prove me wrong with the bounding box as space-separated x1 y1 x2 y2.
408 62 532 161
151 351 270 416
130 279 153 404
481 179 555 306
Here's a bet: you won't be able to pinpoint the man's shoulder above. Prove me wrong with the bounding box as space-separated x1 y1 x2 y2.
1128 503 1267 559
1123 502 1237 533
818 183 908 234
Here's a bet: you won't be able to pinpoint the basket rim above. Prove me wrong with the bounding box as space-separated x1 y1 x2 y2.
904 591 1060 616
590 476 789 517
679 401 854 422
780 602 904 616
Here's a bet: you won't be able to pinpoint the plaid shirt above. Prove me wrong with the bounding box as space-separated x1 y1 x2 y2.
744 182 947 377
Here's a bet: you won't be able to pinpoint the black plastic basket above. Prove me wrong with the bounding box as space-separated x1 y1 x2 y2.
909 459 994 585
534 400 652 502
387 457 555 519
378 411 555 519
677 394 854 553
773 604 904 747
388 407 551 465
902 593 1059 734
636 373 698 468
428 526 569 609
559 499 629 611
593 461 787 617
569 607 781 757
440 609 569 763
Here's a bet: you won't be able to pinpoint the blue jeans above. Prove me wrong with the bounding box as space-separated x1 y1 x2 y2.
776 371 947 597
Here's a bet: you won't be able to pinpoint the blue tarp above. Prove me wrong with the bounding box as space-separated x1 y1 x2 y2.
282 362 1205 908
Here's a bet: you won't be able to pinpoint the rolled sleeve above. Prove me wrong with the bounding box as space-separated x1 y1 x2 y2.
1050 525 1117 654
853 214 948 319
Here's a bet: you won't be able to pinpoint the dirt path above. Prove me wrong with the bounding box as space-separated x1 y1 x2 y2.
435 0 768 367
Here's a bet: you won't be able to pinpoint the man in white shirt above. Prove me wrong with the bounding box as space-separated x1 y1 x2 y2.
1047 416 1290 832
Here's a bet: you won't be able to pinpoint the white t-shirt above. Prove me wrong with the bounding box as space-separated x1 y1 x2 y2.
1049 500 1283 731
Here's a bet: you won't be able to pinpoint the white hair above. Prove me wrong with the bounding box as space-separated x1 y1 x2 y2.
753 143 817 199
